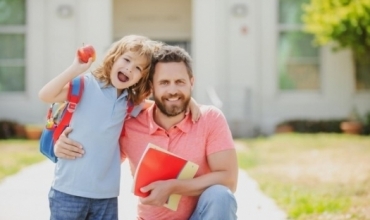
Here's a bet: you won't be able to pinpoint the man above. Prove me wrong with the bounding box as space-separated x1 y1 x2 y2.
55 45 238 220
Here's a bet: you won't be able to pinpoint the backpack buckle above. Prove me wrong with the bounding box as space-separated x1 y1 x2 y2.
67 102 77 113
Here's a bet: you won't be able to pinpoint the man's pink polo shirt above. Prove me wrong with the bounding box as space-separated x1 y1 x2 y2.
119 104 235 220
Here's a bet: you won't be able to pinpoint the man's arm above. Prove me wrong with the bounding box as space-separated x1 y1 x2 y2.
55 127 128 163
140 107 238 206
142 149 238 196
176 148 238 194
139 149 237 206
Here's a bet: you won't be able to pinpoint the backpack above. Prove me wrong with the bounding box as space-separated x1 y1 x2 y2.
40 75 135 163
39 76 84 163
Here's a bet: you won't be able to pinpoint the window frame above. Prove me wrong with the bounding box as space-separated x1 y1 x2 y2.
0 3 27 94
277 1 323 93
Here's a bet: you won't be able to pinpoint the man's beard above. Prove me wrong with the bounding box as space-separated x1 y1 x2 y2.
153 93 191 117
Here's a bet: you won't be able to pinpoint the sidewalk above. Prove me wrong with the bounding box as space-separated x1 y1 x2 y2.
0 157 287 219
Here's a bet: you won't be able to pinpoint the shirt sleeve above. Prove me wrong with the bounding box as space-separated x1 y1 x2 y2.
119 136 127 163
204 106 235 156
82 72 94 87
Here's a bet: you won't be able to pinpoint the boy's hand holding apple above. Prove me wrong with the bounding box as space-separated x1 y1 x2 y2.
70 44 96 74
77 44 96 63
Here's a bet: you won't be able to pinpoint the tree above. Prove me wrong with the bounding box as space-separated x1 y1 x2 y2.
303 0 370 54
303 0 370 89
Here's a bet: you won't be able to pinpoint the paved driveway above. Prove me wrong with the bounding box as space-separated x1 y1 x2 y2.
0 159 286 219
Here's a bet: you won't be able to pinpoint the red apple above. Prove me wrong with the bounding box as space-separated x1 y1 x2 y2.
77 44 96 63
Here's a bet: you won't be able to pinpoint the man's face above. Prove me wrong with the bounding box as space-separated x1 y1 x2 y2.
151 62 194 117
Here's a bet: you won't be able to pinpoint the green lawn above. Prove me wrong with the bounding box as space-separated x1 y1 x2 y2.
236 133 370 220
2 135 370 219
0 140 45 182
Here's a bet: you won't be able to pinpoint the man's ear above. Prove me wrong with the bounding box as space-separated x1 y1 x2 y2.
190 77 194 90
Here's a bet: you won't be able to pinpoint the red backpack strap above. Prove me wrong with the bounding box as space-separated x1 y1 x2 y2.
53 76 84 142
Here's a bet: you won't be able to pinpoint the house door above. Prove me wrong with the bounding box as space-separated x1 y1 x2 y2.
112 0 191 44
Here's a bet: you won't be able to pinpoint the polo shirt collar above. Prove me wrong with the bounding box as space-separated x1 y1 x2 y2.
97 78 128 99
147 105 191 135
97 77 109 89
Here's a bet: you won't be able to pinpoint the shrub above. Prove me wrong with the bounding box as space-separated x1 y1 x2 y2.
276 119 346 133
0 120 26 139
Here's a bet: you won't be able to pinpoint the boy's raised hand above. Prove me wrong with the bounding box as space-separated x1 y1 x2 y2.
70 53 94 75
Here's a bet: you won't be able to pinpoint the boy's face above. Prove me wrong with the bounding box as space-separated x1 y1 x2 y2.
151 61 194 117
110 51 148 90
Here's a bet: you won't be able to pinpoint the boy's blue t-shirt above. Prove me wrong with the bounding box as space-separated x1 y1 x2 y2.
52 73 141 198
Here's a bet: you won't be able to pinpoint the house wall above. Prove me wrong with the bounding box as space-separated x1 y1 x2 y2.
259 0 370 134
193 0 260 137
0 0 112 124
194 0 370 136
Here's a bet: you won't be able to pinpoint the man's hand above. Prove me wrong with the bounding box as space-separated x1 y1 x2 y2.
139 180 174 207
54 127 84 159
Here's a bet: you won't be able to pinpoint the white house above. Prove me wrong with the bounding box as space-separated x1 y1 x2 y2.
1 0 369 137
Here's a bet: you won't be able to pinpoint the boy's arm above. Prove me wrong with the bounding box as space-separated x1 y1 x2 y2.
127 99 153 119
142 99 154 110
38 55 93 103
188 97 201 122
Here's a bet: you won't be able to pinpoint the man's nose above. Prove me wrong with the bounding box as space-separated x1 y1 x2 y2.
167 83 178 94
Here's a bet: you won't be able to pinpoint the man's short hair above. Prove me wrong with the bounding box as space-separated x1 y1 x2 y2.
149 45 193 81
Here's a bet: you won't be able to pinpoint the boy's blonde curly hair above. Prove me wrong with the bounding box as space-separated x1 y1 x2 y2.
93 35 162 105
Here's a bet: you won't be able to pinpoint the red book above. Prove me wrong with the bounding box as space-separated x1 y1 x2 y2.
132 143 199 211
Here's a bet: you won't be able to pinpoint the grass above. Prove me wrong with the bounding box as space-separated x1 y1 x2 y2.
1 134 370 219
0 140 45 182
236 133 370 220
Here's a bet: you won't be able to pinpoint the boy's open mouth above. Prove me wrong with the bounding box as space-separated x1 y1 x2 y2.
118 72 129 82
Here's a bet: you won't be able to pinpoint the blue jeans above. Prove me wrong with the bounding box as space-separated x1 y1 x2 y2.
48 188 118 220
189 185 237 220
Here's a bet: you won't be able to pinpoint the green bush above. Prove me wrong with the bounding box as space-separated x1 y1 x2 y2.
277 119 346 133
302 0 370 55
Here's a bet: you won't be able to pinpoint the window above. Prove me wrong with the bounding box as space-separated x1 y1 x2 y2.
355 53 370 91
164 41 191 55
278 0 320 91
0 0 26 92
